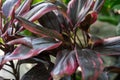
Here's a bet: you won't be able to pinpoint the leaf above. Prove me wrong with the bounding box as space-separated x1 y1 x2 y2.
1 37 62 64
75 49 103 80
80 11 98 31
2 0 20 17
93 0 105 12
76 0 94 26
23 2 58 21
32 0 44 4
67 0 88 25
38 11 62 32
21 63 50 80
15 0 33 16
52 1 67 12
51 50 78 80
16 16 63 40
94 36 120 55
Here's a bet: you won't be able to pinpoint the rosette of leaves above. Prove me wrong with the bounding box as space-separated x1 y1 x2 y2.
1 0 120 80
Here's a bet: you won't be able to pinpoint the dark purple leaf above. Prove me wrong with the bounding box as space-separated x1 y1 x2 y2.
93 0 105 12
67 0 95 26
52 1 67 12
76 0 94 26
15 0 32 16
16 16 63 40
94 36 120 55
51 50 78 80
7 37 33 48
67 0 88 25
2 0 20 17
23 2 58 21
38 11 62 32
75 49 103 80
21 63 50 80
80 11 98 31
1 37 62 64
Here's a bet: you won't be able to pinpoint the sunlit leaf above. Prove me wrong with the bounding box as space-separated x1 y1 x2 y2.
2 0 20 17
23 2 58 21
15 0 32 16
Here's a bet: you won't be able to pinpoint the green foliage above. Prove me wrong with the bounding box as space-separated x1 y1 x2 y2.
62 0 70 4
99 0 120 25
32 0 44 4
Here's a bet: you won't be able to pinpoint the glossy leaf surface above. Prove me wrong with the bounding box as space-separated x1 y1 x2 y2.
23 2 57 21
94 36 120 55
15 0 32 16
16 16 63 40
75 49 103 80
51 50 78 80
1 37 62 64
38 11 61 32
2 0 19 17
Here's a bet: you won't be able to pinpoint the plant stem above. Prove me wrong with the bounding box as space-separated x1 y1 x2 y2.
10 61 19 80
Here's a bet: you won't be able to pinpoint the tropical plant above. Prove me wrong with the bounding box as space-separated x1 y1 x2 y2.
0 0 120 80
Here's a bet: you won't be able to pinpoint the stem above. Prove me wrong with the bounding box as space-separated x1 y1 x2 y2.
72 73 76 80
10 61 19 80
2 68 14 76
82 30 87 47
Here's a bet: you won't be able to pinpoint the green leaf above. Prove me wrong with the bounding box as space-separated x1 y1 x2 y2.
32 0 44 4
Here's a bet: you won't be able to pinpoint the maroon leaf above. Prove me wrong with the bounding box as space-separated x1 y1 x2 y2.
75 49 103 80
94 36 120 55
23 2 58 21
15 0 32 16
16 16 63 40
51 50 78 80
2 0 21 17
1 37 62 64
76 0 94 26
80 11 98 31
7 37 33 48
38 11 62 33
67 0 88 25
